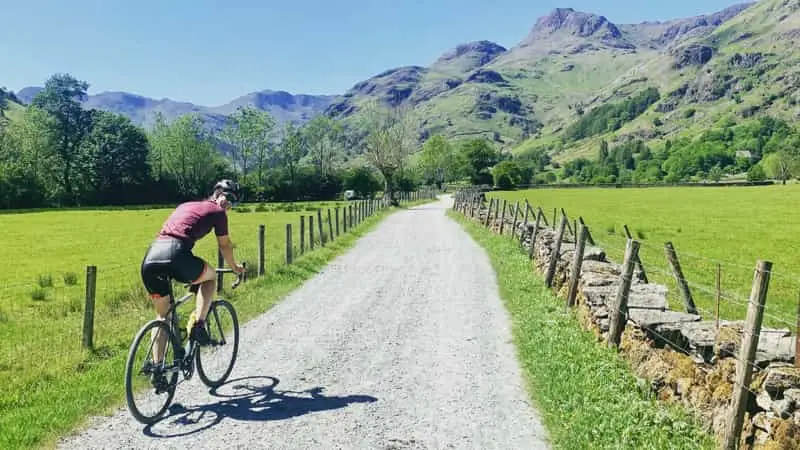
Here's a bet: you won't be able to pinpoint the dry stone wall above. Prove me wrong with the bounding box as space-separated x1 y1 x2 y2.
461 197 800 449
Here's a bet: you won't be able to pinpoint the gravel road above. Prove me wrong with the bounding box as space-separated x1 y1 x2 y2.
57 196 550 449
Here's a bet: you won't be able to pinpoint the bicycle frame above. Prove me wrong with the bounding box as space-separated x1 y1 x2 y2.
161 265 246 363
165 265 246 324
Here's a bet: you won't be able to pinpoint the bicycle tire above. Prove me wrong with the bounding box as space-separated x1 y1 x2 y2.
124 319 181 424
196 299 240 388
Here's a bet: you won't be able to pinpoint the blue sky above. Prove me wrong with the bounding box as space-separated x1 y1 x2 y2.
1 0 746 105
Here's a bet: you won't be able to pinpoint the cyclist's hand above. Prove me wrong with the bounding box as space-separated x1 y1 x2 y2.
233 263 246 274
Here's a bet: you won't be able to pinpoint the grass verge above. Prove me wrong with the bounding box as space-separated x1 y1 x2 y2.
9 198 435 450
447 209 717 450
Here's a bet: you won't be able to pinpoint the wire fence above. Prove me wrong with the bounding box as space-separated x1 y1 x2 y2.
0 189 438 402
452 188 800 449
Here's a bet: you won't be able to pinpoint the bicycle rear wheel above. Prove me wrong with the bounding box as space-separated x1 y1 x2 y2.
196 299 239 387
124 319 181 424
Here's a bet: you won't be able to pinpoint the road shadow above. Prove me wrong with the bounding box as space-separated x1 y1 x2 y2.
142 375 378 439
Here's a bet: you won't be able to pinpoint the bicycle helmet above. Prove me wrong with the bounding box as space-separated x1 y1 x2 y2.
213 179 241 204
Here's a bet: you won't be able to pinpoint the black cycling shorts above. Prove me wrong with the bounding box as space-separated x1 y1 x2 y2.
140 237 207 298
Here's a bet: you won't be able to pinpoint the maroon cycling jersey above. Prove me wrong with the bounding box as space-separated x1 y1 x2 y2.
157 200 229 248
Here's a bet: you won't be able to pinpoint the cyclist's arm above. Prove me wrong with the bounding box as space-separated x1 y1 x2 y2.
214 211 240 270
217 235 239 269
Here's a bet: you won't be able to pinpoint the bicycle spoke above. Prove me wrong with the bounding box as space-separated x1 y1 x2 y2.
125 320 180 424
196 300 239 388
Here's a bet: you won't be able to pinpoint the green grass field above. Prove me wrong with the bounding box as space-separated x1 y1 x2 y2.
449 210 716 449
488 185 800 333
0 197 414 450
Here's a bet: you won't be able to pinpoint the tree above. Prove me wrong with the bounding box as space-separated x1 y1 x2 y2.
77 110 151 204
763 151 797 184
598 139 609 163
357 100 418 206
343 166 381 199
747 164 766 182
492 160 524 189
148 113 227 200
417 134 456 189
277 121 305 199
304 115 344 178
708 164 724 183
30 73 92 205
0 106 58 207
219 106 275 185
460 138 499 185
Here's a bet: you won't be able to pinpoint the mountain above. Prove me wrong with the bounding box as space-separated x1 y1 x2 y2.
517 0 800 162
325 2 759 154
14 86 338 131
13 0 791 166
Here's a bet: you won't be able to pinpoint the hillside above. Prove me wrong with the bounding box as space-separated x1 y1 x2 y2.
324 2 756 150
523 0 800 163
14 86 337 131
10 0 792 164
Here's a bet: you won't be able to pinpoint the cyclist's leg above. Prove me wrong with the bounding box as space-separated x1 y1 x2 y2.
141 241 176 364
172 250 214 344
190 262 216 321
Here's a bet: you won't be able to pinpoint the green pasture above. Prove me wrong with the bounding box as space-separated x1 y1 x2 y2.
0 198 384 449
488 185 800 332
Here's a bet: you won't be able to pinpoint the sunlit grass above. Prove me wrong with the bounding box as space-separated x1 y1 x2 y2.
489 185 800 332
1 197 434 450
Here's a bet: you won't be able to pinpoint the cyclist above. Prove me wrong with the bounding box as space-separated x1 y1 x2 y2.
140 179 246 368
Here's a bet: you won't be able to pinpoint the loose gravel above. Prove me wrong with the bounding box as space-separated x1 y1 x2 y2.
56 196 550 449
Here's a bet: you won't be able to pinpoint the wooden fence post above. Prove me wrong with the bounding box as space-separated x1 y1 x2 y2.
499 200 507 234
309 215 315 250
529 209 542 260
300 216 306 255
485 198 494 227
470 194 477 218
523 199 530 228
623 224 648 283
579 216 595 245
317 209 325 246
561 208 574 237
258 224 265 276
607 238 640 348
664 241 697 314
349 204 353 228
511 201 520 239
538 207 549 226
217 250 224 293
327 209 334 241
545 214 568 288
285 224 292 264
722 260 772 450
335 207 340 237
82 265 97 349
566 224 589 308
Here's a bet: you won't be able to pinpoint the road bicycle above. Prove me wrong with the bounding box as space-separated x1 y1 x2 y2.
124 263 246 424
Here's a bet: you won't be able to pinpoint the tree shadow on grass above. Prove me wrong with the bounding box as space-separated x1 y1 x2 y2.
142 375 378 439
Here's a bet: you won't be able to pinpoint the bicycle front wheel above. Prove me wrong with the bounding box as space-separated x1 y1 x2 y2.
124 319 181 424
196 299 240 387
